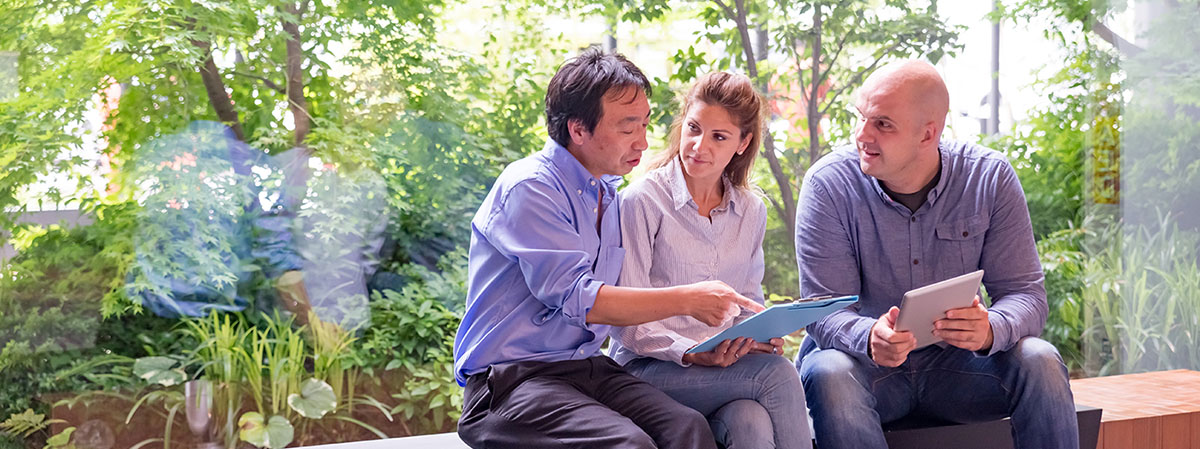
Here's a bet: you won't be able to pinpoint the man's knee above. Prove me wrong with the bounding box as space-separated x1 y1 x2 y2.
1009 337 1072 393
1011 338 1067 375
799 349 860 391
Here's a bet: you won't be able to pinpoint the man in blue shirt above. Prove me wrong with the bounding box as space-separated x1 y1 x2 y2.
454 48 764 449
793 60 1078 449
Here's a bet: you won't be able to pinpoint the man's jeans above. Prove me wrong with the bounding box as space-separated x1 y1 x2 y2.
626 353 813 449
798 337 1078 449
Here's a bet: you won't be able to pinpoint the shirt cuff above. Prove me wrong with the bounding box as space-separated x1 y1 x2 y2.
982 311 1012 356
845 317 877 364
670 337 699 367
563 278 605 331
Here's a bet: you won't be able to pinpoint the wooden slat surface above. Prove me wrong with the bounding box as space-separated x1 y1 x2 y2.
1071 370 1200 449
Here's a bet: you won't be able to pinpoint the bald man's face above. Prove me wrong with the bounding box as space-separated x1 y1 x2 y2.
852 79 941 193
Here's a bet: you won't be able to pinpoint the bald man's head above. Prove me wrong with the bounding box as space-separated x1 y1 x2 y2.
851 59 950 193
858 60 950 134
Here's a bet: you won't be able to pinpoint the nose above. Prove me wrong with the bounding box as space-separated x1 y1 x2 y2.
690 134 707 153
855 118 872 144
634 129 649 152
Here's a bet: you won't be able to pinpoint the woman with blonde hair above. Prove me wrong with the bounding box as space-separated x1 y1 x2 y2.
610 71 812 449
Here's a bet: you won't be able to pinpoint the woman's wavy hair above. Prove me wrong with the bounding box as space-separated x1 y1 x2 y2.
650 71 767 189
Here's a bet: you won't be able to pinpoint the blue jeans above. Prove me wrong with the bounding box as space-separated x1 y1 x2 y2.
625 353 813 449
798 337 1077 449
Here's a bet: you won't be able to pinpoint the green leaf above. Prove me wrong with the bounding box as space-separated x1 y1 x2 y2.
46 426 75 448
238 413 294 449
286 378 337 419
132 356 186 387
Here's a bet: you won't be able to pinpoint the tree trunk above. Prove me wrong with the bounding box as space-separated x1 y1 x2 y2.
725 0 797 241
193 40 245 143
281 0 312 209
807 3 823 169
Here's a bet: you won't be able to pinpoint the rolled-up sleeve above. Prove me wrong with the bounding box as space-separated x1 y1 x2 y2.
796 177 875 362
981 162 1048 355
483 180 603 329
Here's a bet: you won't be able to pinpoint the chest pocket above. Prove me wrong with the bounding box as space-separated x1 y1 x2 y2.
935 215 989 272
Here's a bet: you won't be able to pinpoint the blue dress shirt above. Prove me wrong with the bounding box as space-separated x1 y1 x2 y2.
796 140 1047 364
453 140 626 385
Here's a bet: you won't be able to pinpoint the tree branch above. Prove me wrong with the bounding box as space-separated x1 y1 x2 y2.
1091 20 1143 58
819 42 901 117
232 71 286 95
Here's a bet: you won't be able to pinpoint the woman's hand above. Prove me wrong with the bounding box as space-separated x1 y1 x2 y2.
682 337 782 367
748 337 785 356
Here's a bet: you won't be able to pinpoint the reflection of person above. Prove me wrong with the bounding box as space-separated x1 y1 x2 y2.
610 72 812 449
130 122 304 319
794 60 1078 449
453 48 763 449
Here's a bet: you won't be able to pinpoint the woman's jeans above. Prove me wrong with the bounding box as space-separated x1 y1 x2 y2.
798 337 1078 449
625 353 813 449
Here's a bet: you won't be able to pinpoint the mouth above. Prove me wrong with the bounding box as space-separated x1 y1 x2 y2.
626 157 641 166
860 147 881 159
686 155 709 165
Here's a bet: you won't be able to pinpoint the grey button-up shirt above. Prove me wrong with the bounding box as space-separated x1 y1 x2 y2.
795 140 1047 364
609 156 767 366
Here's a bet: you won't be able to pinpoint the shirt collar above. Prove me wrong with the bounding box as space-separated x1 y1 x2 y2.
544 139 623 194
925 141 951 207
665 155 741 216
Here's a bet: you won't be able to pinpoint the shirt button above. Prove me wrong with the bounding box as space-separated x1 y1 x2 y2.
579 349 585 354
962 231 969 237
577 189 582 195
912 259 919 265
911 217 917 223
590 180 596 186
592 207 598 213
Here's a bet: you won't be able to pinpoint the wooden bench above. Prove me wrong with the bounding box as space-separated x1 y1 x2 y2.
1070 369 1200 449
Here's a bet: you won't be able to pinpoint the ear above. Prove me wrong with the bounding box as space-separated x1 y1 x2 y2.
920 121 938 145
568 118 590 146
736 133 752 155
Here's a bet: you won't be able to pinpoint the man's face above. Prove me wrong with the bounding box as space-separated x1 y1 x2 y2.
852 83 929 190
572 87 651 177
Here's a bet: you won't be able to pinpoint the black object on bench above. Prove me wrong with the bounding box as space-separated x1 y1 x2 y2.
873 403 1102 449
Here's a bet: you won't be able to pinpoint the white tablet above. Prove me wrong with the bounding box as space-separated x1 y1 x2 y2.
895 270 985 349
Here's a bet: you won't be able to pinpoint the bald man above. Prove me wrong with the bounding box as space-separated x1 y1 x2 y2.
793 60 1078 449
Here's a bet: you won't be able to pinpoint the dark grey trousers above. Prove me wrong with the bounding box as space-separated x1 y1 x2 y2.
458 356 718 449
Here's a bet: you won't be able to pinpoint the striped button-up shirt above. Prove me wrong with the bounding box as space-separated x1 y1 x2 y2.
609 156 767 366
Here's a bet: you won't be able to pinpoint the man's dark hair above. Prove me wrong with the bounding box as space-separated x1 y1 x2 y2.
545 46 652 148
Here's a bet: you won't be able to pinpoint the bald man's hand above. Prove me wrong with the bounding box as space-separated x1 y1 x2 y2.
869 306 917 367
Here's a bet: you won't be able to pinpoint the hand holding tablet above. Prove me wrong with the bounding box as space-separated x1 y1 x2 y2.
895 270 986 349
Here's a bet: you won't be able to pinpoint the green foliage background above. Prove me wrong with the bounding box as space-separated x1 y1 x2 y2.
1 0 1199 445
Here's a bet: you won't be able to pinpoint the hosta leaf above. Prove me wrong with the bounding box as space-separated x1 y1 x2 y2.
133 356 186 387
287 378 337 419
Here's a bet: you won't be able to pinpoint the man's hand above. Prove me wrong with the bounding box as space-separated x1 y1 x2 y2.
682 337 776 367
685 281 765 327
870 306 916 367
934 296 994 352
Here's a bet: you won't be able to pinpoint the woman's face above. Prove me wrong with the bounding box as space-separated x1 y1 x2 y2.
679 100 751 186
